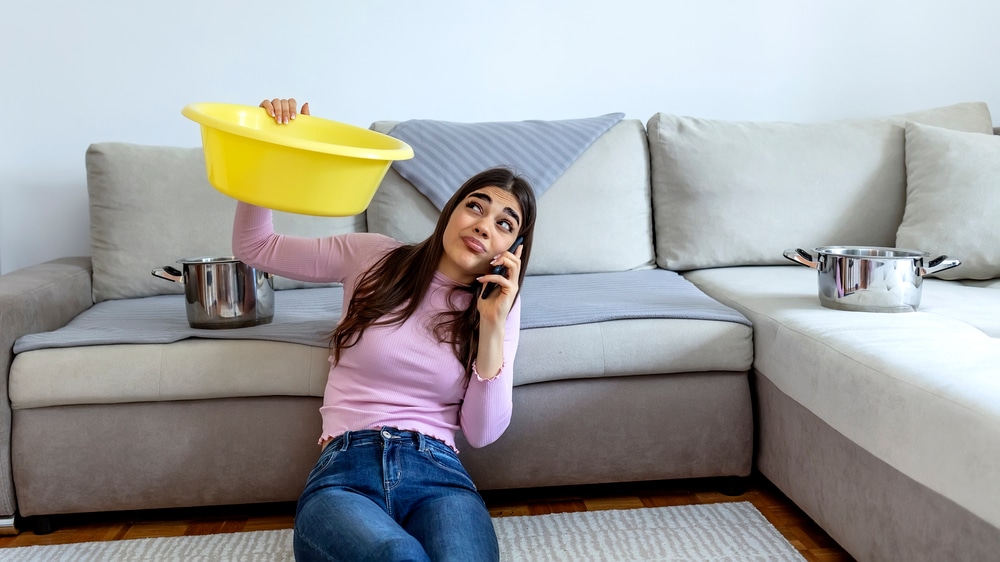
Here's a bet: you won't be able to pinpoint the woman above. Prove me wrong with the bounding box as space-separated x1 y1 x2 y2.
234 98 537 561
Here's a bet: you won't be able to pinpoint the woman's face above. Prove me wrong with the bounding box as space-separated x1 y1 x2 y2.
438 186 524 284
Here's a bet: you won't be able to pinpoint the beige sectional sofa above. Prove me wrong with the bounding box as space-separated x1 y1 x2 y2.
1 101 998 561
0 117 755 532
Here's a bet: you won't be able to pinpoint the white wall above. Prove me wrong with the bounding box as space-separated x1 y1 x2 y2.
3 0 998 274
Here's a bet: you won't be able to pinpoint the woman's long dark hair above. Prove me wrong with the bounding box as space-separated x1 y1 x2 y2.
331 167 537 377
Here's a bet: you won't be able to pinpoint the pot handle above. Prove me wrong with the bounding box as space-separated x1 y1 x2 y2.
920 256 961 277
782 248 819 269
151 265 184 283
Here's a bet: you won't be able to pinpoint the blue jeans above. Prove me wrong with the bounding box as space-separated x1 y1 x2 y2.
293 427 499 562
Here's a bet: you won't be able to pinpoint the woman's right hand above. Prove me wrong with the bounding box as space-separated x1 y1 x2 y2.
260 98 310 124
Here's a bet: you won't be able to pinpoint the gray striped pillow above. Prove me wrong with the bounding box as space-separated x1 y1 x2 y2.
387 113 624 209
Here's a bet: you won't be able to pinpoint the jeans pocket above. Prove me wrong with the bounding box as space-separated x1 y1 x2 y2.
305 441 341 483
423 442 476 488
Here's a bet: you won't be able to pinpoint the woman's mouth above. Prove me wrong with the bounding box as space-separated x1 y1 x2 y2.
462 236 486 254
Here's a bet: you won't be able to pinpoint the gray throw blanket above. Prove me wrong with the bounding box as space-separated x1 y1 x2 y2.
13 270 748 353
388 113 625 209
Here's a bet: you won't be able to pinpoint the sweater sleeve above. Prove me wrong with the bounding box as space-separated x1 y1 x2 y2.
232 201 395 283
458 296 520 448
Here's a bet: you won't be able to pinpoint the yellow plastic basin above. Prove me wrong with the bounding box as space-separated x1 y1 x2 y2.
181 102 413 216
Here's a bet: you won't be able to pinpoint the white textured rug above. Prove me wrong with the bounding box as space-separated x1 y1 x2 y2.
1 501 804 561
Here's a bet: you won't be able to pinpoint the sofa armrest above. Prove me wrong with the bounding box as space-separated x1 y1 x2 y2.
0 257 93 518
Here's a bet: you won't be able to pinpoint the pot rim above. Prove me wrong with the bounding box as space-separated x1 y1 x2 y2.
813 246 930 259
175 256 242 265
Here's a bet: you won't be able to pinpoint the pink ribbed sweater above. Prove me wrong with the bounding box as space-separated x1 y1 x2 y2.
232 203 517 450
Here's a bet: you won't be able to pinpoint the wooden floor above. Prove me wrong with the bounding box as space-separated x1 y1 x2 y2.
0 473 854 561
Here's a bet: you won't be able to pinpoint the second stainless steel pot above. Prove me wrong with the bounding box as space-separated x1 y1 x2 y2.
783 246 961 313
151 257 274 329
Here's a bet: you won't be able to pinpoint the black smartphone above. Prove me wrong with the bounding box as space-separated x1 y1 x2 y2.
481 236 523 299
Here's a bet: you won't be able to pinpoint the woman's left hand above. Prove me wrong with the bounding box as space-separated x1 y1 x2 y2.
476 245 523 326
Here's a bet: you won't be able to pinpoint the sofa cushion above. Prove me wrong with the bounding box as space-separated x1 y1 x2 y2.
8 340 331 409
366 119 655 275
9 316 752 409
386 113 624 209
647 102 994 271
85 143 365 302
683 265 1000 531
14 270 748 354
11 267 753 408
896 122 1000 280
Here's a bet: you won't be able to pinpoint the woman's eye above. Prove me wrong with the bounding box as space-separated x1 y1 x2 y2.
498 220 513 232
466 201 482 213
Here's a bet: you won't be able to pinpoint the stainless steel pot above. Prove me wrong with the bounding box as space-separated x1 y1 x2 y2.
782 246 961 313
151 257 274 329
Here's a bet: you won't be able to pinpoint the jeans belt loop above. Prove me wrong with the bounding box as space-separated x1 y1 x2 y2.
339 431 352 452
415 431 427 452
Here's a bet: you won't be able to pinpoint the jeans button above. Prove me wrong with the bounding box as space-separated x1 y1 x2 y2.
381 430 392 439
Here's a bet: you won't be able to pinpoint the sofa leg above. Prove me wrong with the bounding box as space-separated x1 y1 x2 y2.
720 476 749 497
28 516 54 535
0 514 19 535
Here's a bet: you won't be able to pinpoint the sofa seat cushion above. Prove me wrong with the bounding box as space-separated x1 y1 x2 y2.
514 318 751 386
683 266 1000 530
9 340 331 409
11 270 752 409
9 316 753 409
911 279 1000 336
14 270 747 354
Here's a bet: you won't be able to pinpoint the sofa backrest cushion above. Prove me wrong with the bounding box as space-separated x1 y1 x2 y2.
897 122 1000 280
86 143 364 303
647 102 994 271
366 119 655 275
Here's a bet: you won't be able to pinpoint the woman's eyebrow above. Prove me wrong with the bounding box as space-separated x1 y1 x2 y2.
504 207 521 225
470 192 521 225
